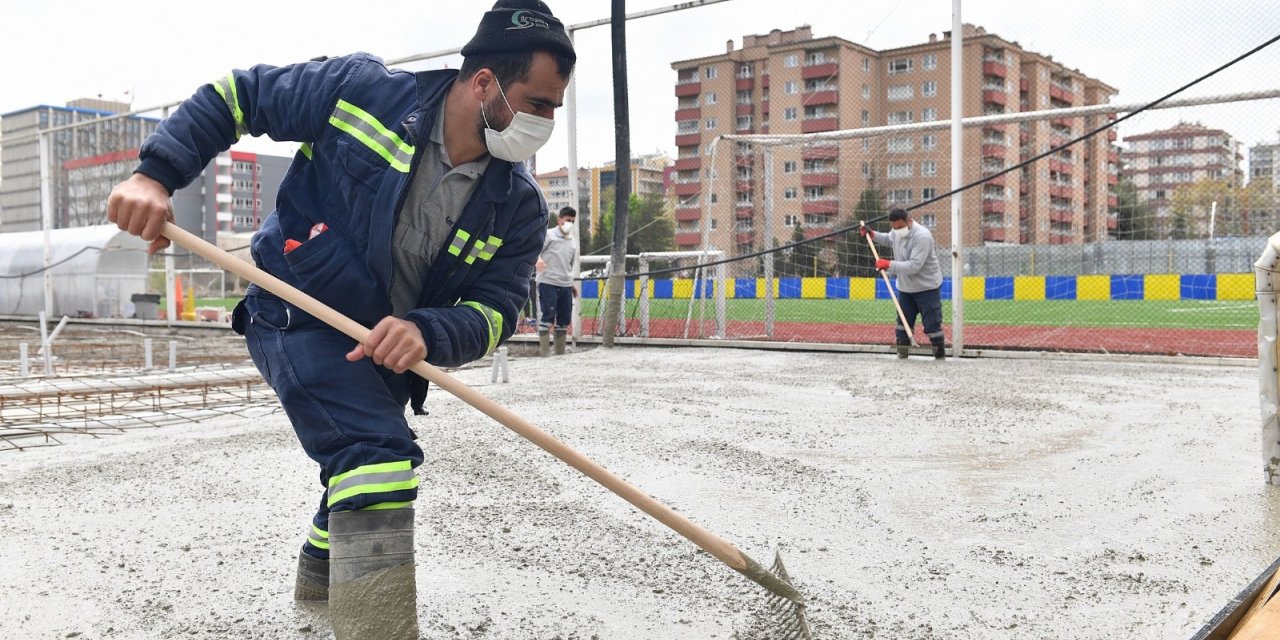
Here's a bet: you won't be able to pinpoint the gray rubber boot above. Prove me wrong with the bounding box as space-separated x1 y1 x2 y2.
538 329 550 357
932 342 947 360
294 547 329 601
553 328 567 355
896 344 909 359
328 508 418 640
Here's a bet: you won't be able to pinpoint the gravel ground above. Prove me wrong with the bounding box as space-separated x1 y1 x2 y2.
1 346 1277 639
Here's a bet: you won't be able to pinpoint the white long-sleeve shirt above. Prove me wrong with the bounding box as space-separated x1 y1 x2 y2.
872 222 942 293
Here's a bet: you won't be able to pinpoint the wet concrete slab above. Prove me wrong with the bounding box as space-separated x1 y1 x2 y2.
0 347 1275 639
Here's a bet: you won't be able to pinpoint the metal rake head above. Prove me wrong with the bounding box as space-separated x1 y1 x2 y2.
764 551 813 640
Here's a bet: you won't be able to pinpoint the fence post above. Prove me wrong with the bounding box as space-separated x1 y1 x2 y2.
144 338 153 370
168 340 178 371
19 343 29 377
639 255 650 338
763 147 776 338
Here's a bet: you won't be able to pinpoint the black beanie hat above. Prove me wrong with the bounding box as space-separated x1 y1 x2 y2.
461 0 577 64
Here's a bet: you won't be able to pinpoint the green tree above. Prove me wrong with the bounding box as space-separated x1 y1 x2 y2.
835 188 884 276
1113 179 1156 240
586 189 674 256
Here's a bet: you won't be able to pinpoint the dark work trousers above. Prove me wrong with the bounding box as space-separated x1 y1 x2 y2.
894 286 946 348
537 283 573 330
235 295 423 560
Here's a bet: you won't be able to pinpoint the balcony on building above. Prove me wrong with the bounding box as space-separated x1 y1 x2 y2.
1049 210 1073 223
1051 117 1072 129
804 89 838 106
1019 77 1029 92
674 231 702 247
801 144 839 161
801 172 839 188
735 103 754 117
803 225 834 240
674 107 700 122
1107 173 1118 185
1049 185 1073 199
736 230 756 245
736 180 753 192
982 227 1006 242
983 59 1008 77
1019 204 1029 219
802 117 839 134
801 62 839 80
981 144 1005 158
673 157 701 172
675 207 701 222
735 207 753 220
1049 159 1072 174
675 133 700 147
981 200 1006 214
982 90 1007 106
673 181 701 197
1049 85 1075 104
1107 130 1118 142
982 172 1006 187
735 75 755 91
983 124 1007 134
1107 149 1119 163
1107 194 1119 207
801 198 838 215
761 73 770 88
675 77 701 98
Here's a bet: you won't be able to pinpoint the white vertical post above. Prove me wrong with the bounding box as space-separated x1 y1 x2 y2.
566 28 584 342
38 312 53 376
949 0 965 356
19 343 29 377
714 260 727 338
144 338 153 370
639 255 650 338
763 147 776 338
168 340 178 371
39 133 54 319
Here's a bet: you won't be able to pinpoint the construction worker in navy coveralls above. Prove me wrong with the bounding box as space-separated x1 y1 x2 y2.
105 2 575 637
860 208 948 360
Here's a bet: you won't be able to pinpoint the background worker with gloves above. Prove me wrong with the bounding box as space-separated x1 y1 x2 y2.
860 208 948 360
105 1 575 637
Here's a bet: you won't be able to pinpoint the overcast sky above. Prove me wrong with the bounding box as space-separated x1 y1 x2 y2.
2 0 1278 172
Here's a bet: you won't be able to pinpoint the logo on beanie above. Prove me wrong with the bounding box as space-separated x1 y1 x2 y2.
508 9 550 30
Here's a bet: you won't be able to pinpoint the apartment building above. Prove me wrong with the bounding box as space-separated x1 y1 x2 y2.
588 153 673 223
1 100 159 232
1251 132 1279 188
535 166 591 219
1121 122 1243 234
670 24 1118 259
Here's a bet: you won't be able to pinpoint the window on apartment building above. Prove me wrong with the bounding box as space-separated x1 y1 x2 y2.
886 189 913 203
736 115 753 130
922 81 937 97
705 92 717 105
737 90 752 104
785 54 799 68
805 186 826 199
806 51 827 65
784 107 798 121
705 118 717 130
888 111 913 125
922 134 938 149
785 81 799 94
887 137 913 153
922 108 938 122
862 162 871 177
784 214 799 226
923 53 938 70
739 64 753 78
921 213 937 226
783 161 797 173
737 191 751 204
861 84 870 99
888 58 913 75
887 163 913 179
709 218 718 230
861 110 869 126
710 193 718 204
704 66 717 79
862 57 870 72
887 84 913 101
922 188 937 201
784 187 798 200
921 161 938 177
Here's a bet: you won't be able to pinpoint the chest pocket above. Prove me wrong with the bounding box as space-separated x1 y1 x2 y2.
325 99 416 247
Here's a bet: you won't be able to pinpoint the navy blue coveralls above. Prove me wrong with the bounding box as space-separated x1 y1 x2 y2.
136 53 548 558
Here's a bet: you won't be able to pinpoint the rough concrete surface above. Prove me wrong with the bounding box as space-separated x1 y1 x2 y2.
1 347 1278 639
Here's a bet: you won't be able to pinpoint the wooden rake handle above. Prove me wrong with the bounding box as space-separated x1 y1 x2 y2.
162 222 804 605
860 222 918 347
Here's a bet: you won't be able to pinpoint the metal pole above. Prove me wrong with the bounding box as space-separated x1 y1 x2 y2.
38 312 52 376
715 260 727 338
949 0 965 355
19 343 29 378
763 147 776 338
639 255 650 337
168 340 178 371
39 133 54 319
144 338 153 370
567 28 583 342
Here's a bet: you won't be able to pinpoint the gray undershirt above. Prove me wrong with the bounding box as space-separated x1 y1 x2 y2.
390 106 489 318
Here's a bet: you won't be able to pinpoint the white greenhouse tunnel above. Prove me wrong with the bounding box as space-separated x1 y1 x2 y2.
0 225 148 318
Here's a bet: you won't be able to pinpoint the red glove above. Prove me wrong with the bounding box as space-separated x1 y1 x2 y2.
876 258 891 270
859 225 874 238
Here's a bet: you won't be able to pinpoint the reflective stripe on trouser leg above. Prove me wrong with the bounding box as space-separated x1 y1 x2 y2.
327 460 419 509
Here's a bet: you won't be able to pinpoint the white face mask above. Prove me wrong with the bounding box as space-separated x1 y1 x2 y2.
891 226 910 239
560 221 574 235
481 78 555 163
